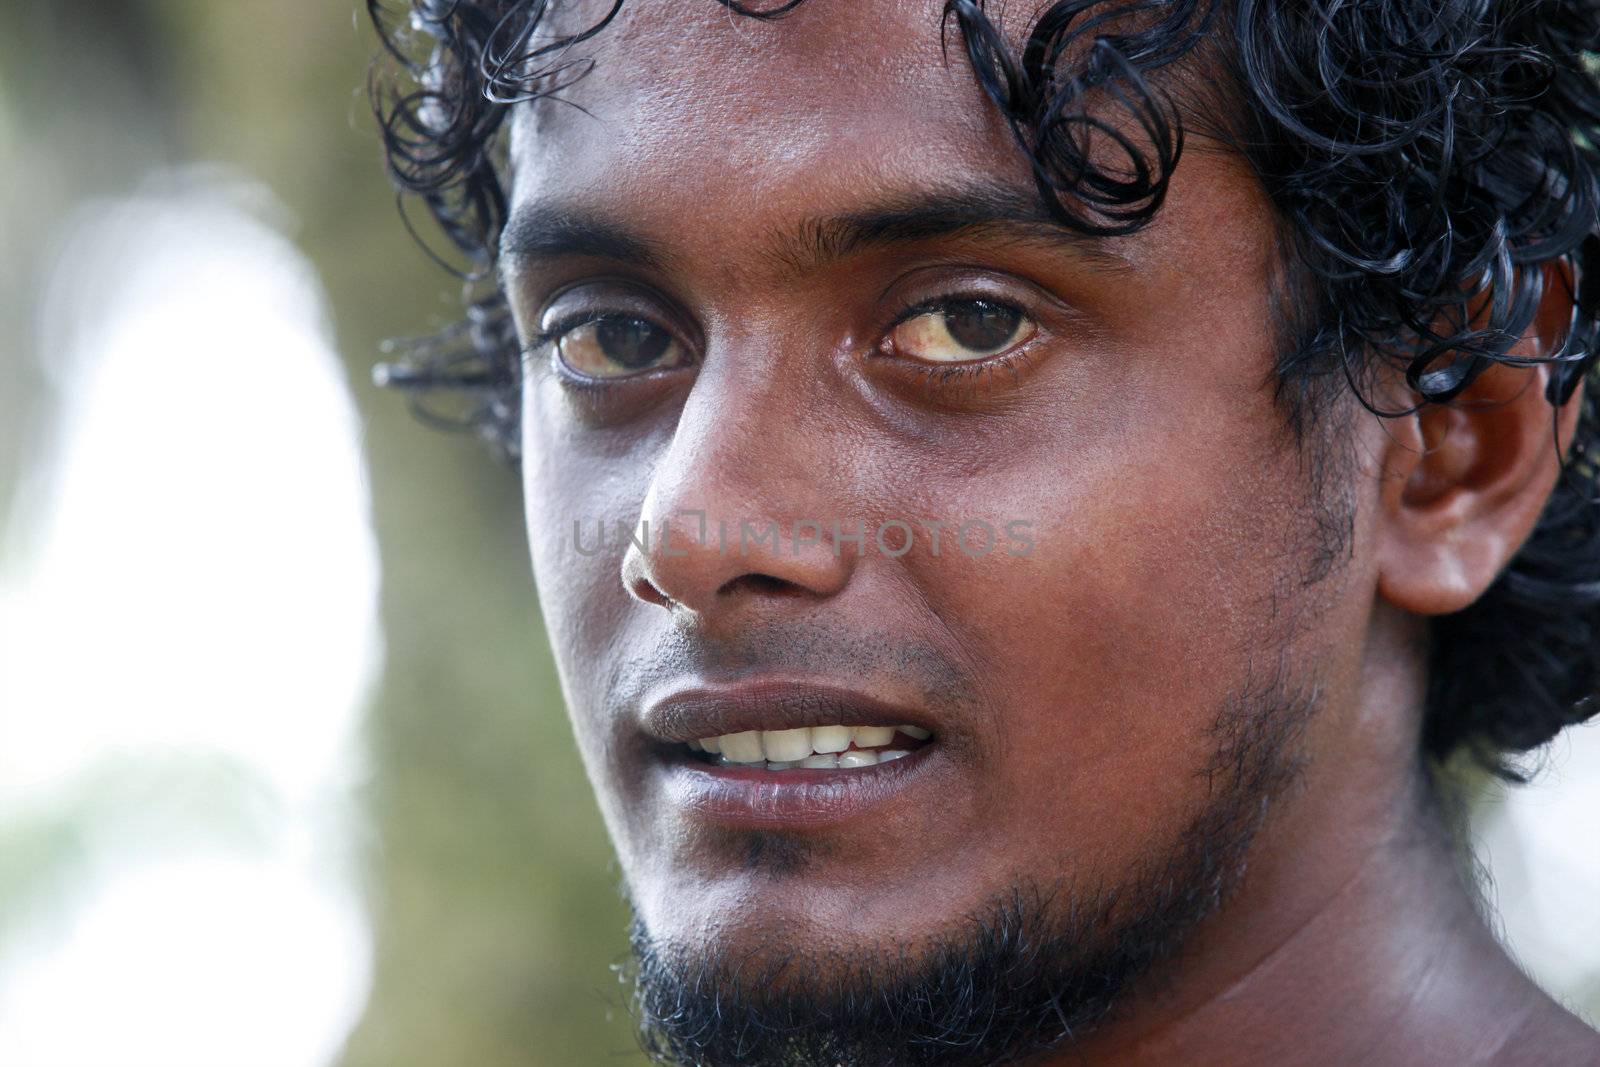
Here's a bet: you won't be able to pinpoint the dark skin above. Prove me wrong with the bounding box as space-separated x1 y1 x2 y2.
500 1 1600 1062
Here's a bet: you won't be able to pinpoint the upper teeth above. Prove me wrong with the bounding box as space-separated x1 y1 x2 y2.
688 724 931 768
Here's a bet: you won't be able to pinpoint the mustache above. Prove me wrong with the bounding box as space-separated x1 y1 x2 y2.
609 618 980 712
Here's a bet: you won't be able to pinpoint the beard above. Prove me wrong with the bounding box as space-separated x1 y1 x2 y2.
621 656 1320 1067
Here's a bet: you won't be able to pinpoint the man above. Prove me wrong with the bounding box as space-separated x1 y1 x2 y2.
368 1 1600 1063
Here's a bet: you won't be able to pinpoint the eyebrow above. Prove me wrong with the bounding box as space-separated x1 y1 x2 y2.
499 205 668 269
497 181 1132 276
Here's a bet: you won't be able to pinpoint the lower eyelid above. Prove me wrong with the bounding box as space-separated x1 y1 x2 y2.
876 337 1047 402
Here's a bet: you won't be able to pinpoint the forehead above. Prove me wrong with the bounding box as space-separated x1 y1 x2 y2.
507 0 1027 227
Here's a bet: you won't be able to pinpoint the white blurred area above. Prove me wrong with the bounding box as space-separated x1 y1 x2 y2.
1474 724 1600 1026
0 171 380 1067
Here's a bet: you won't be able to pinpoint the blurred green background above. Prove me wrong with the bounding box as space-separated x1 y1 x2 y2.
0 4 1595 1066
0 2 643 1065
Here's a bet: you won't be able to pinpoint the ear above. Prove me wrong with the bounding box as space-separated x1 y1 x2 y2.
1375 265 1586 617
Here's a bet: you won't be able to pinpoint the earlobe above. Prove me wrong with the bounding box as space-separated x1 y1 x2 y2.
1376 362 1585 617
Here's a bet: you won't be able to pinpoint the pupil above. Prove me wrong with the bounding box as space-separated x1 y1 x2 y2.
596 317 670 368
944 301 1021 352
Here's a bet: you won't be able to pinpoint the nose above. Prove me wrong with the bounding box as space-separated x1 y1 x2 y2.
621 368 855 629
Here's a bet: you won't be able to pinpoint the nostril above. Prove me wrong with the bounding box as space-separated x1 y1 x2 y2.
716 572 808 598
622 552 675 608
632 578 673 608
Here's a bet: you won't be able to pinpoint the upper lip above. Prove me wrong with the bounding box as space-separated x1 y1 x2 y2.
639 677 935 744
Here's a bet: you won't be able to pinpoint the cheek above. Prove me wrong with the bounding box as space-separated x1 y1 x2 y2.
520 401 645 722
911 413 1328 860
521 424 663 861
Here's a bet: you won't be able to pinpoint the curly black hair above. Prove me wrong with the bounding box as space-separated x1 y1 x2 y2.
366 0 1600 779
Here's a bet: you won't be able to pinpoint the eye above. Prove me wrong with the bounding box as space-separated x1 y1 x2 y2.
552 315 689 379
888 299 1035 363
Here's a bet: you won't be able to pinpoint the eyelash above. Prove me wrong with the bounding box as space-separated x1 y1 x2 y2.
523 312 596 362
521 312 628 386
524 294 1042 397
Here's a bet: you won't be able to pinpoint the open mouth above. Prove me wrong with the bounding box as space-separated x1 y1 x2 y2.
642 680 947 824
685 723 935 770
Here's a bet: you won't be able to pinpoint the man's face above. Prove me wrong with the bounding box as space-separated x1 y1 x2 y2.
506 0 1387 1051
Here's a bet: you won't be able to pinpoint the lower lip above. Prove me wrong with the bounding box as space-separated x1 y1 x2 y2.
658 747 939 828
